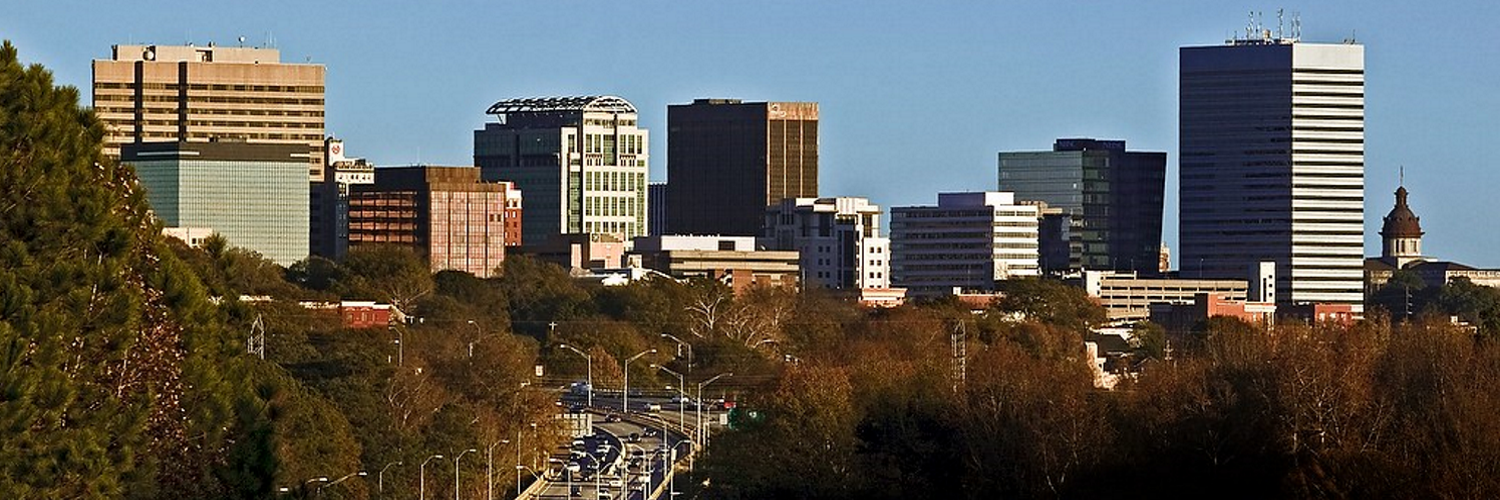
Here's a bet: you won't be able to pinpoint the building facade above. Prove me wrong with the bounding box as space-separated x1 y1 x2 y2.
762 197 890 289
999 138 1166 275
667 99 819 236
631 235 800 293
349 166 519 277
310 138 374 259
93 44 326 180
648 182 667 236
473 96 648 245
122 141 310 265
1075 270 1255 325
889 192 1040 296
1180 35 1365 309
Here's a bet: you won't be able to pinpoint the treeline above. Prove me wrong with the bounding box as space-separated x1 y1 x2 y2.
698 279 1500 499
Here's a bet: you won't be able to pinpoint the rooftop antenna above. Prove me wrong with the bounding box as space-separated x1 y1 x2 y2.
1292 12 1302 39
1277 9 1284 40
238 36 246 48
1247 11 1255 40
1400 165 1405 187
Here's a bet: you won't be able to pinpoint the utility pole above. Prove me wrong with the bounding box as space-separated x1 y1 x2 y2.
950 320 967 393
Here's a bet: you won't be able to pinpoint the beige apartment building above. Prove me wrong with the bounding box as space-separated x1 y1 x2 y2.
92 44 326 179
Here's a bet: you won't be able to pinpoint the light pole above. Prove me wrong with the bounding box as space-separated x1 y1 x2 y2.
377 461 402 499
623 349 656 414
668 440 693 498
467 320 483 358
420 454 444 500
392 325 404 366
660 333 692 375
559 344 593 408
584 449 607 499
653 364 687 437
487 438 509 500
319 471 367 497
303 476 328 497
454 448 477 500
514 465 542 496
695 372 732 468
515 423 535 496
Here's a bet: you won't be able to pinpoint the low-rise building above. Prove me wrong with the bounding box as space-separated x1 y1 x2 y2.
632 235 799 293
514 233 626 274
1149 293 1276 335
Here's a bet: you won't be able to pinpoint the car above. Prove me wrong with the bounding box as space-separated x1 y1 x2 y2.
607 477 624 488
645 403 662 412
604 414 622 423
572 438 586 449
642 427 660 437
566 462 582 474
627 432 641 443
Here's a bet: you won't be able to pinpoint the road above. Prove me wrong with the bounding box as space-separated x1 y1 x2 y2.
528 392 729 500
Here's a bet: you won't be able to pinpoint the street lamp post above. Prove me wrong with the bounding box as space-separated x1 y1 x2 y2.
420 454 444 500
660 333 692 376
695 372 732 468
454 448 478 500
653 365 686 437
487 439 509 500
668 440 692 499
623 349 657 414
377 461 402 499
319 471 367 496
300 476 328 497
559 344 593 408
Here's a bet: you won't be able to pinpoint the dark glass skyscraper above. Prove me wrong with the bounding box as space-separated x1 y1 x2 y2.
667 99 818 236
998 138 1166 275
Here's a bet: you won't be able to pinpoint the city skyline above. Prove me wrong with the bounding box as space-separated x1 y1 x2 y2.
5 1 1498 266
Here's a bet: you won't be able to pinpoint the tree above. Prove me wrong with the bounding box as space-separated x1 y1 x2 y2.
992 278 1107 334
342 244 434 311
0 41 259 498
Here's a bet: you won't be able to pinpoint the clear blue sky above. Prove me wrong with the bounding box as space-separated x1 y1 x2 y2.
6 1 1498 267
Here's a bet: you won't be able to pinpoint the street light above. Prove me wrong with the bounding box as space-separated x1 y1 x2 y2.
454 448 478 500
377 461 402 499
515 423 536 496
487 439 509 500
466 320 483 358
420 454 444 500
623 349 657 414
559 344 593 408
696 372 732 464
653 364 687 438
320 471 367 496
668 440 693 498
660 333 693 375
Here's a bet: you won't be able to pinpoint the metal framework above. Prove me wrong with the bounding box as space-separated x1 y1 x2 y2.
485 95 636 116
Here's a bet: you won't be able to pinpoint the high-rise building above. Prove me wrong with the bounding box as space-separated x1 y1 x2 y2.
1180 34 1365 309
311 138 374 259
92 44 326 179
122 141 309 266
667 99 818 236
648 182 667 236
762 197 890 289
890 192 1039 296
999 138 1166 275
473 96 648 246
348 166 519 277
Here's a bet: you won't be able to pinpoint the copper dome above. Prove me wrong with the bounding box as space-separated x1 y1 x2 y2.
1380 186 1423 238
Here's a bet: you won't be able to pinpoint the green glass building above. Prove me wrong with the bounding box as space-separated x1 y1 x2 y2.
122 141 310 265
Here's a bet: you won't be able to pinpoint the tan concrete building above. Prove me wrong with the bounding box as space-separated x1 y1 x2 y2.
92 44 326 179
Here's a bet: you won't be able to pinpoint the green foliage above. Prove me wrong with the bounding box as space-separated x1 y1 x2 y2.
498 255 593 338
993 278 1107 333
342 244 434 311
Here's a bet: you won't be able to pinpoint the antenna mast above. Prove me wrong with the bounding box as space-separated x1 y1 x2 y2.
247 314 266 359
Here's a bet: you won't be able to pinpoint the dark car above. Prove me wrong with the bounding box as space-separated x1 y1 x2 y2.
605 414 622 423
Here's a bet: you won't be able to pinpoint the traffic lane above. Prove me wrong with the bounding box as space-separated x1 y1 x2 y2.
539 427 624 499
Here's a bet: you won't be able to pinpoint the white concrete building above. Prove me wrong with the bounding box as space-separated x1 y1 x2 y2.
890 192 1039 296
1180 34 1365 310
762 197 890 289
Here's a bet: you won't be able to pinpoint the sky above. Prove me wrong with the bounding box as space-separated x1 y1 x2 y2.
5 1 1499 267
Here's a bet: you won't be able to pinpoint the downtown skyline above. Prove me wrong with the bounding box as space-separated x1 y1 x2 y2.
5 1 1498 267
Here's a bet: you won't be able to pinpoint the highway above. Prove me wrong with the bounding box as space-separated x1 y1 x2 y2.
526 391 730 500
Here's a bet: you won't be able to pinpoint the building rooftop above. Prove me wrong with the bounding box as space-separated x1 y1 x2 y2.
1380 186 1423 238
485 95 636 115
